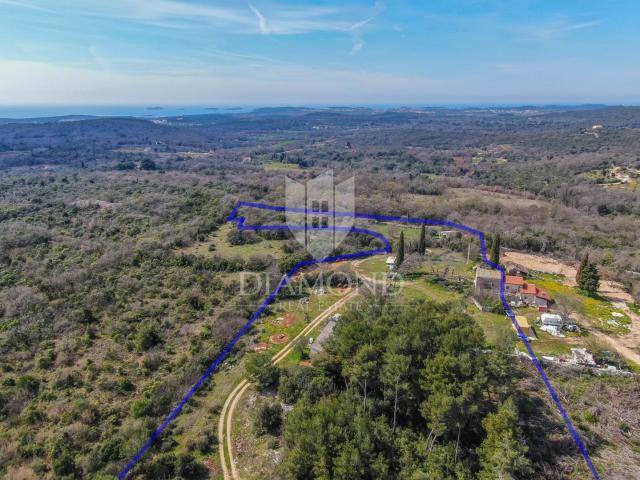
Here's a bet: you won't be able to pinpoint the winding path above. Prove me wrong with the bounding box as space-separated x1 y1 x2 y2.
218 289 358 480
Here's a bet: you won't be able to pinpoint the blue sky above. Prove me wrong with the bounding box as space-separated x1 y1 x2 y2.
0 0 639 105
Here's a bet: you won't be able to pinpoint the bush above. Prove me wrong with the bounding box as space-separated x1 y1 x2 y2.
17 375 40 395
131 396 154 418
135 323 161 351
253 400 283 436
279 252 313 274
139 158 157 171
227 229 259 246
245 353 280 391
53 451 79 477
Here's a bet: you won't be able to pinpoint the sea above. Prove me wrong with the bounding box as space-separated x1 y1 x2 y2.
0 105 258 119
0 103 622 120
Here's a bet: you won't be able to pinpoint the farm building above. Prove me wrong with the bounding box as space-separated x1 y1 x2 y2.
513 315 536 340
505 275 524 294
520 283 552 308
505 262 529 277
540 313 563 327
474 268 502 297
310 319 337 356
540 313 564 336
439 230 459 239
504 275 553 309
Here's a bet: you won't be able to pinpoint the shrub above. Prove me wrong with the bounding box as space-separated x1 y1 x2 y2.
245 353 280 391
139 158 157 171
135 323 161 351
253 400 283 436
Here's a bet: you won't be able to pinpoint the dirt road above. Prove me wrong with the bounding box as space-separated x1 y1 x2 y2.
218 289 358 480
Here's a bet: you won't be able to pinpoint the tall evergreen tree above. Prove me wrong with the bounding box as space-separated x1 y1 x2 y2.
396 232 405 267
381 352 411 431
578 262 600 295
485 233 493 253
489 233 501 265
576 253 589 285
418 225 426 255
477 397 532 480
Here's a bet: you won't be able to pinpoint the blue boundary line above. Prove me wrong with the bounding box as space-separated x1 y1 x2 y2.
119 201 600 480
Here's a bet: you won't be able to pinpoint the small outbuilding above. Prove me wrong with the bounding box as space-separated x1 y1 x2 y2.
513 315 536 340
505 262 529 277
310 320 337 356
539 313 564 337
386 256 397 270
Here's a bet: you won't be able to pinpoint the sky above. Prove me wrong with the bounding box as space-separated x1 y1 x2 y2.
0 0 639 106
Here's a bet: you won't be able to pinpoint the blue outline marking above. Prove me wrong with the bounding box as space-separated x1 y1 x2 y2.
119 201 600 480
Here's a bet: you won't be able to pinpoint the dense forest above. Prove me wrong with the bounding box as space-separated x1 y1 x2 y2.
280 299 529 479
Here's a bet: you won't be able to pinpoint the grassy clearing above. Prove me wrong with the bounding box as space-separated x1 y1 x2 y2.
172 352 249 477
170 284 349 476
467 305 513 345
233 385 285 480
419 247 475 280
255 289 348 358
524 331 575 357
356 255 389 276
399 279 462 304
356 221 423 243
263 162 300 171
182 222 286 260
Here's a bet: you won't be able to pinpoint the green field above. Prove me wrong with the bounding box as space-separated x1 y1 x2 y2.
181 223 285 260
533 274 631 334
263 162 301 171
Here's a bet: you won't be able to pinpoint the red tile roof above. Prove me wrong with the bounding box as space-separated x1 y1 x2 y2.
535 288 552 301
505 275 525 286
521 282 552 301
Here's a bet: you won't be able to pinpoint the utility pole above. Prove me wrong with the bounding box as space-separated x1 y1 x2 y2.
467 241 471 264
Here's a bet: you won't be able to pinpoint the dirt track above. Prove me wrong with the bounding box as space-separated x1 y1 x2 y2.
218 289 357 480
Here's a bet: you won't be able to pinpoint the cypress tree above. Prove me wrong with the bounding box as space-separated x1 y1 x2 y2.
396 232 405 267
418 225 426 255
489 233 501 265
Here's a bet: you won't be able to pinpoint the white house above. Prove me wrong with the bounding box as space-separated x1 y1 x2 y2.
539 313 564 337
540 313 563 327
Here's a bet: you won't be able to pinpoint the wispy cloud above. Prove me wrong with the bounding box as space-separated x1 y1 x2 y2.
248 4 268 34
350 36 364 55
3 0 380 36
516 18 602 40
347 1 384 55
0 0 53 12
